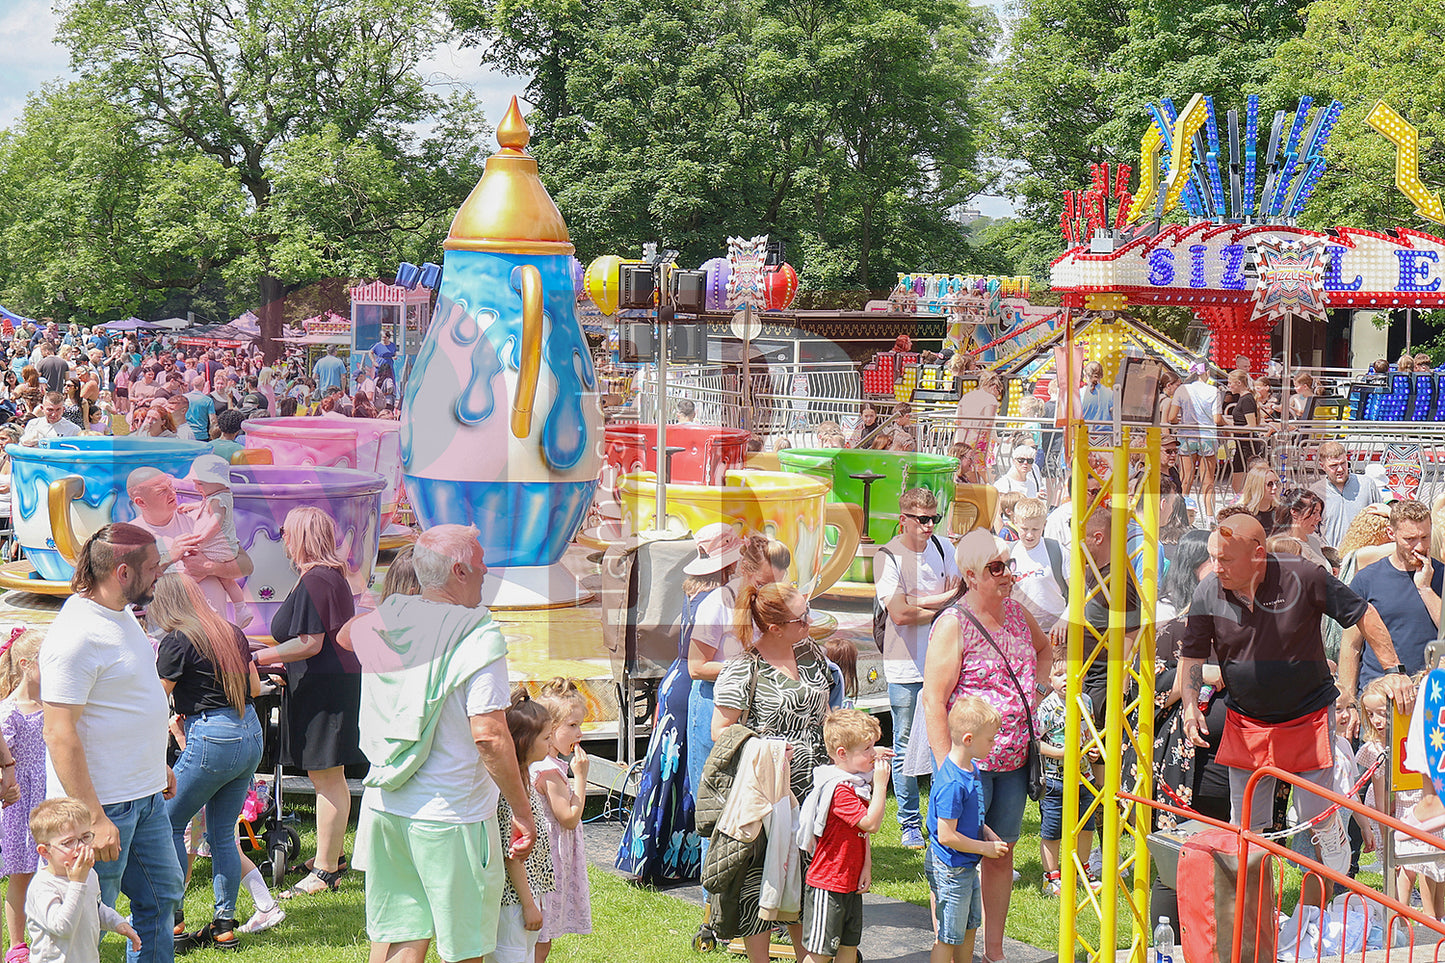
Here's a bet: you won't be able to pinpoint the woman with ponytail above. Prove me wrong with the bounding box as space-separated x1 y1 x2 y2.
709 582 832 963
685 532 790 796
150 573 263 951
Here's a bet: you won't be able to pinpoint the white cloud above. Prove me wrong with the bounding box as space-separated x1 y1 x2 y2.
0 0 75 131
419 36 527 129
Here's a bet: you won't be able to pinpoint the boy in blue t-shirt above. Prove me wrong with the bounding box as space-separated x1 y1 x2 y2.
925 696 1010 963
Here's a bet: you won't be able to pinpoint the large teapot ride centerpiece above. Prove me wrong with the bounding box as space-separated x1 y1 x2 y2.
400 97 602 609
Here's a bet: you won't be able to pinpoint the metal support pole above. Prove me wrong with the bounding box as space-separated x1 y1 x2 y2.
655 305 671 528
1281 312 1293 443
741 303 754 432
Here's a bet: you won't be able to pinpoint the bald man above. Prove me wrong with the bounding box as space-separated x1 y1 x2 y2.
1179 515 1410 879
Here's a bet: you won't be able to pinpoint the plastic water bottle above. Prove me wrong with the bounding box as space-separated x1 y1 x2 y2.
1153 916 1176 963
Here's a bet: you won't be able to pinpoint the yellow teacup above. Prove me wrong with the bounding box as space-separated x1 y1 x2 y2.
618 469 862 596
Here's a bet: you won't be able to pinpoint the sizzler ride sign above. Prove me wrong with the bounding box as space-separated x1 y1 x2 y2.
1050 223 1445 309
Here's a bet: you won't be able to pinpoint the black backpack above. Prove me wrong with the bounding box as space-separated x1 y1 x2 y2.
872 534 948 649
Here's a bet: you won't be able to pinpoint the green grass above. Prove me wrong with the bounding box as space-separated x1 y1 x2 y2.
54 792 1374 963
80 800 734 963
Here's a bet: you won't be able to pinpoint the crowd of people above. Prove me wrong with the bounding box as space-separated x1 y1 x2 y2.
626 354 1445 960
0 321 403 450
3 318 1444 963
0 503 597 963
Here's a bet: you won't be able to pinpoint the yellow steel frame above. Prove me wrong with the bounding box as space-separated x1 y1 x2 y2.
1058 415 1160 963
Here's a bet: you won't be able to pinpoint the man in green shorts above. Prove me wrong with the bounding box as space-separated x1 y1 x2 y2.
351 525 537 963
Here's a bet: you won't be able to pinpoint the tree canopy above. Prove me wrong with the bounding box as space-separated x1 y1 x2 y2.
0 0 490 338
451 0 999 291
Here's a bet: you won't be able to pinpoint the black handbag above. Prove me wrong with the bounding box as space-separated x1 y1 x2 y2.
957 605 1046 802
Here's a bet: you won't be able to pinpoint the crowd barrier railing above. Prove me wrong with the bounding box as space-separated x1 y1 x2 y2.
1122 765 1445 963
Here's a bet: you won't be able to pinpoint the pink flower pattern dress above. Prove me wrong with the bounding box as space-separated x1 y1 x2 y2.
939 596 1038 772
530 755 592 941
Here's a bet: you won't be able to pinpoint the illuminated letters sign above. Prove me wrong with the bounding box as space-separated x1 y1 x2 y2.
1051 223 1445 310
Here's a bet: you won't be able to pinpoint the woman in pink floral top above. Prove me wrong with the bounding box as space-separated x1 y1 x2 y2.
922 529 1050 963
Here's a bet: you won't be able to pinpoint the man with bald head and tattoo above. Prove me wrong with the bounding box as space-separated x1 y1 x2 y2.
1179 514 1413 884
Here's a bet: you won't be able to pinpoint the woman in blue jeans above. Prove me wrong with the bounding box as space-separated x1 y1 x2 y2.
150 573 263 951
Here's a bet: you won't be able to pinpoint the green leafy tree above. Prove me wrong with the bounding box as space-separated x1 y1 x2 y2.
451 0 998 294
0 82 248 322
1270 0 1445 232
49 0 490 349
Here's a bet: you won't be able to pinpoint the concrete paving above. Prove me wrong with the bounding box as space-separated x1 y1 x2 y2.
583 817 1055 963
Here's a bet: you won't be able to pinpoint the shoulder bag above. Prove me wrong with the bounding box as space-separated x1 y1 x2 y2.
956 603 1045 802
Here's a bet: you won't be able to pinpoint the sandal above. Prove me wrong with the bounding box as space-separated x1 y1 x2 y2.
278 867 342 899
294 853 349 876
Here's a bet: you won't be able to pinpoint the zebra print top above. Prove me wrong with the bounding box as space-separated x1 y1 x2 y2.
714 645 832 800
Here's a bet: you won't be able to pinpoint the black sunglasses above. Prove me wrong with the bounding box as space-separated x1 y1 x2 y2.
901 513 942 525
984 558 1017 577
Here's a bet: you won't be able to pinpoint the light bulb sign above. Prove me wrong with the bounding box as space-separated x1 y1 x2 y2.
1051 222 1445 310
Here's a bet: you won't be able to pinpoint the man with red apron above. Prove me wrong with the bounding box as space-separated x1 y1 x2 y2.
1178 516 1413 869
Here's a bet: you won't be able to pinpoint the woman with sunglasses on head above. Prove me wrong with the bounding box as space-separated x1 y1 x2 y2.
710 582 832 963
1275 488 1330 571
920 529 1050 963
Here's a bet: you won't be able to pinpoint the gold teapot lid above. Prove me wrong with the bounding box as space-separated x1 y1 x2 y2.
444 96 574 255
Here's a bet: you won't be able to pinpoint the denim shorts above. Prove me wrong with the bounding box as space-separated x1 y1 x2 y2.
1039 778 1098 840
976 765 1028 844
924 847 982 944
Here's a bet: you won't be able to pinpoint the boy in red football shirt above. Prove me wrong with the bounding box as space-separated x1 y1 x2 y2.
796 709 893 963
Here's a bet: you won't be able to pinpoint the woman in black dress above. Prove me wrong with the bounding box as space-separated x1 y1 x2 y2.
254 505 360 898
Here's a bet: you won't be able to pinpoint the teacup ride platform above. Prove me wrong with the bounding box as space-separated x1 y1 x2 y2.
775 447 960 599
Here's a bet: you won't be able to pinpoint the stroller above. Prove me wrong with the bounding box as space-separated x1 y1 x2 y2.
241 668 301 887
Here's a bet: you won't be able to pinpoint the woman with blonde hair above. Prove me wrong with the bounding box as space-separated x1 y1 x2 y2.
255 507 360 898
151 573 264 949
711 581 831 962
955 371 1004 478
1237 464 1282 537
686 532 790 804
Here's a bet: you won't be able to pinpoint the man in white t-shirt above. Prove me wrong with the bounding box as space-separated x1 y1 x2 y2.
351 525 536 963
874 487 960 848
19 392 81 446
41 523 183 963
994 444 1040 498
1010 497 1067 632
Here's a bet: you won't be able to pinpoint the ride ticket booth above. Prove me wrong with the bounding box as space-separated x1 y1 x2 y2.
348 280 433 388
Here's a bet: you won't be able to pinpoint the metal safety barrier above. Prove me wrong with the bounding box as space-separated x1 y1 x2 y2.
1122 766 1445 963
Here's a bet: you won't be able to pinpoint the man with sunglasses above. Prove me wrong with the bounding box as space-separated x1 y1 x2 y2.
875 488 960 849
1179 515 1412 879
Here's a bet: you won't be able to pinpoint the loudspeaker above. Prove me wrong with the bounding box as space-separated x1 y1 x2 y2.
671 270 706 313
671 320 705 362
619 264 657 309
619 320 656 363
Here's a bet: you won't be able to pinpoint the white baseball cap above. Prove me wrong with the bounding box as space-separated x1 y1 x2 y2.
189 454 233 487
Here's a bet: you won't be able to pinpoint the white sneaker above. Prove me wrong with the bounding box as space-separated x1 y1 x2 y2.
237 905 285 934
1311 811 1350 876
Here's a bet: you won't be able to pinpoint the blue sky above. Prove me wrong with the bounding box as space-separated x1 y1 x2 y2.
0 0 1014 218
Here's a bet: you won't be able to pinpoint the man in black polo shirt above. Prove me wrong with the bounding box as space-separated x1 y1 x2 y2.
1180 516 1412 870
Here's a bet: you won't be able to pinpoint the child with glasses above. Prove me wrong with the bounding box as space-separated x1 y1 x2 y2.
25 798 139 963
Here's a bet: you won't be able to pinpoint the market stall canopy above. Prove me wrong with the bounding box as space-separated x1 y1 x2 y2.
151 317 191 330
104 317 163 331
0 306 35 327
